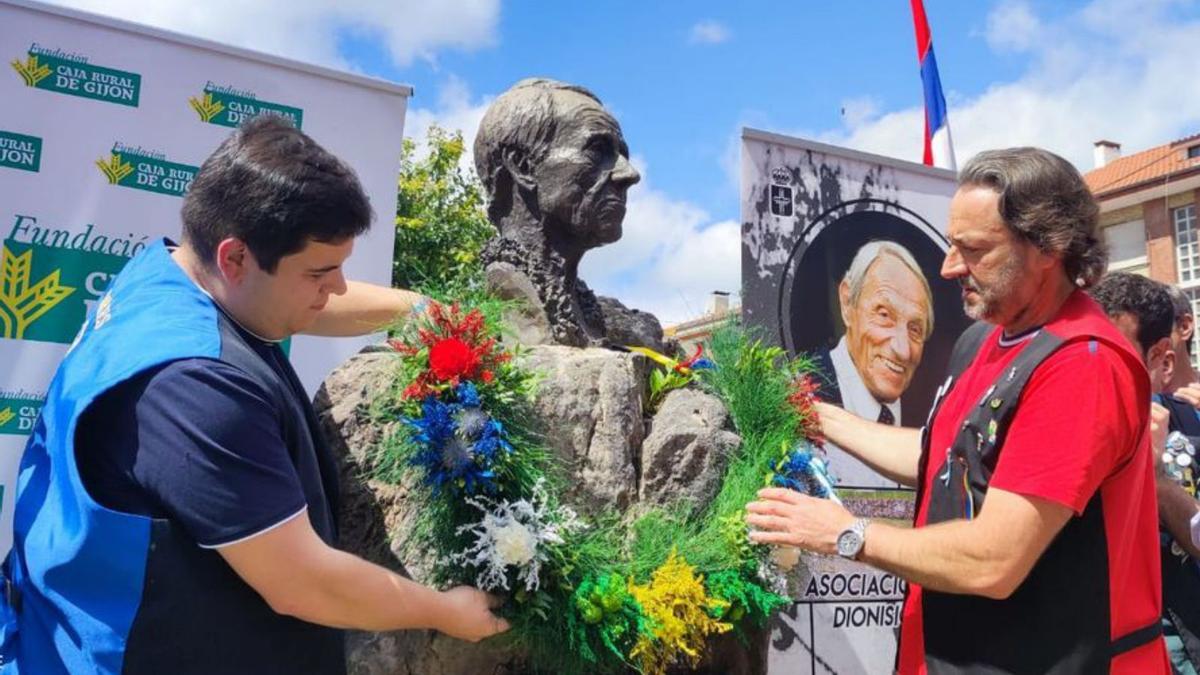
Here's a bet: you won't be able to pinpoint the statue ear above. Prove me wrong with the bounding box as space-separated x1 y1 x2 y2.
501 147 538 193
495 147 540 222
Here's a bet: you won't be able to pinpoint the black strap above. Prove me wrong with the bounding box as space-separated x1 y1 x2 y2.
947 320 992 380
1109 620 1163 657
916 320 992 458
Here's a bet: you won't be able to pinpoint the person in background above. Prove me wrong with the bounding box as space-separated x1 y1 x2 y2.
1093 271 1200 674
1167 285 1200 409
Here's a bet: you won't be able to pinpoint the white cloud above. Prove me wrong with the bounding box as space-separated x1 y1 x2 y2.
44 0 500 69
582 158 741 325
984 1 1043 52
403 75 494 171
814 0 1200 171
688 20 731 45
840 96 882 129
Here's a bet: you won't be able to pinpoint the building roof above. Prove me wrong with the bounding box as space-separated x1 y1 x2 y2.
1084 133 1200 198
663 306 740 337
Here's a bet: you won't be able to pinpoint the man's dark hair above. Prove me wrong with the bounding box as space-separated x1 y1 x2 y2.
181 115 372 273
1166 284 1195 351
959 147 1106 288
1091 272 1174 353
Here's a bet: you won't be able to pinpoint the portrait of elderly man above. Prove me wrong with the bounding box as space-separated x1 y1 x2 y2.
821 241 934 427
813 240 935 489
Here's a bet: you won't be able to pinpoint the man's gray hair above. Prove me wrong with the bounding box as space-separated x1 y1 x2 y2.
842 241 935 338
958 147 1106 288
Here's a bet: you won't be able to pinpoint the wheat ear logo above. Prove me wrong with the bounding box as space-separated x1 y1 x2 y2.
95 153 134 185
0 245 75 340
0 408 13 428
10 55 51 87
188 92 225 123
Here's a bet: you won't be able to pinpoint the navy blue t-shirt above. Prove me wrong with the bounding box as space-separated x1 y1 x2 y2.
75 329 308 548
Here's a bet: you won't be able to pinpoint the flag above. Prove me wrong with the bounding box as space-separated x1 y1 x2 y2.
911 0 956 170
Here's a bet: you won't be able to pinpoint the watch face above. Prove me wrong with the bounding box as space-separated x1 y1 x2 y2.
837 530 861 557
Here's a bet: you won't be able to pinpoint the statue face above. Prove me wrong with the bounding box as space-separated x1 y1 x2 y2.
532 92 640 248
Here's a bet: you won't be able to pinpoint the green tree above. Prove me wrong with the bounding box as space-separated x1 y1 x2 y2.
393 125 494 291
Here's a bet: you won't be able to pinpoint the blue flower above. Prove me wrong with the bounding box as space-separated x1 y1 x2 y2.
404 391 512 495
455 381 482 407
455 408 491 441
473 419 514 461
771 445 830 498
407 396 456 447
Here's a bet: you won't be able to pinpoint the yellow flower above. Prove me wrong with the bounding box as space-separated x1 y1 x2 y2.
628 550 731 675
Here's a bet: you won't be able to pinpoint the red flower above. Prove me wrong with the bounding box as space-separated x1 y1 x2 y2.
429 337 481 382
388 338 417 355
392 301 512 399
788 374 825 446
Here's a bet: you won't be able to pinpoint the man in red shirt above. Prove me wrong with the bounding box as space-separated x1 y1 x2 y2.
747 147 1168 674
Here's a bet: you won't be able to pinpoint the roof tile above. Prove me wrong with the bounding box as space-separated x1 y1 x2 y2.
1084 134 1200 197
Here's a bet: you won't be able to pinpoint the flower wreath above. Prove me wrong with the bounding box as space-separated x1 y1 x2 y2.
374 300 834 675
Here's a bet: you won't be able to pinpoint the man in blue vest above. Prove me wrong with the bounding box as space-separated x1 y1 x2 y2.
0 115 508 674
747 147 1168 673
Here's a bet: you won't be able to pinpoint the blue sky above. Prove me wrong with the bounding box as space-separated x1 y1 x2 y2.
344 1 1028 220
51 0 1200 322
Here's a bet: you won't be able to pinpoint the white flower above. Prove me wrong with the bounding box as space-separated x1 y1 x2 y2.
758 559 790 597
493 520 537 567
451 479 584 592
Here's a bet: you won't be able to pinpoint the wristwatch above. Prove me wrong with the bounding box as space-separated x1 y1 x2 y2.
836 518 869 560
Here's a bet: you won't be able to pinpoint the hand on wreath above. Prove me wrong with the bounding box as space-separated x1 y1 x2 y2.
745 487 856 556
435 586 511 643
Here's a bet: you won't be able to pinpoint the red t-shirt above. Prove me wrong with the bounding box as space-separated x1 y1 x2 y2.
897 292 1168 674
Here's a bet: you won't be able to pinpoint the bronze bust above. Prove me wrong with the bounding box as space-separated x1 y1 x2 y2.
474 78 664 349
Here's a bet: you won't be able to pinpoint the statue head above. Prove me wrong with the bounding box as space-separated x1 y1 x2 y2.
474 78 641 259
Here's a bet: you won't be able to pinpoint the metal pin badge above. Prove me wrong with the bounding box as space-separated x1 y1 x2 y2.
939 448 953 485
989 398 1002 410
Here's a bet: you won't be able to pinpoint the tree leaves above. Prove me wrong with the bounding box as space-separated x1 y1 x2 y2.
393 125 494 291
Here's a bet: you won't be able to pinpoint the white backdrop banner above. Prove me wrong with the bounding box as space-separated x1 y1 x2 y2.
0 0 410 553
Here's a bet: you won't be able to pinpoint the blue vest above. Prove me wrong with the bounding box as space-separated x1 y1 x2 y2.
0 240 344 674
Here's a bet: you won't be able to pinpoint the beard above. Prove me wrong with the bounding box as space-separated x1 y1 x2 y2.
961 251 1024 322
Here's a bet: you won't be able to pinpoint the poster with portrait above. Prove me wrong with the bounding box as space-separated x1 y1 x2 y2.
740 128 961 674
